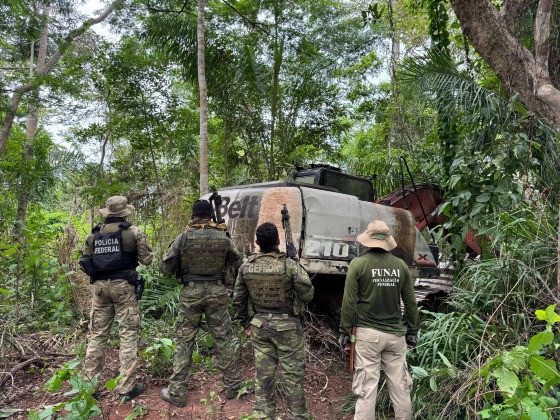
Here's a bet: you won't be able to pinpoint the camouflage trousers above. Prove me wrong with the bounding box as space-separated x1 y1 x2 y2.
250 313 310 420
83 279 140 394
168 282 242 404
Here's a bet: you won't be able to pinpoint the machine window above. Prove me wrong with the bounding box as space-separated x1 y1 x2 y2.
324 172 374 201
294 174 316 185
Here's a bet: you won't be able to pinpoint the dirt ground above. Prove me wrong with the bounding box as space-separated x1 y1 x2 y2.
1 338 354 420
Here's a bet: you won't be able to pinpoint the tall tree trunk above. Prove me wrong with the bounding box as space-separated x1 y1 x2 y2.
269 1 283 181
198 0 209 196
14 6 49 246
387 0 399 158
0 0 125 156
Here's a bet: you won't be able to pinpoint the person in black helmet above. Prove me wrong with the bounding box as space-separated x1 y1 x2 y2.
160 200 243 407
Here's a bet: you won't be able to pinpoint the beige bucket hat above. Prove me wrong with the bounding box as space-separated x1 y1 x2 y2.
356 220 397 251
99 196 134 218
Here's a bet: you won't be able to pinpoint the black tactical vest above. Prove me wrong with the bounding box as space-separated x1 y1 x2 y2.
180 225 230 278
91 222 138 279
242 254 294 310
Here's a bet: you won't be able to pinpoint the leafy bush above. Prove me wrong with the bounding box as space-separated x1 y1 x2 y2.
140 337 175 377
29 359 100 420
474 305 560 419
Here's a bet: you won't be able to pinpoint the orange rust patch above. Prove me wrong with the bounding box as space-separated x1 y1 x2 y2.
256 188 302 252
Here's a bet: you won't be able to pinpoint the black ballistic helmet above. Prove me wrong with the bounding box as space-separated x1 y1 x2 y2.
192 200 213 217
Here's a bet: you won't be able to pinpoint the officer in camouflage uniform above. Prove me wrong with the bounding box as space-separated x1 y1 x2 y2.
81 196 153 400
160 200 243 407
234 222 314 420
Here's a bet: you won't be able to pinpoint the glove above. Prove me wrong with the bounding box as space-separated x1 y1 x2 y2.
338 334 350 348
405 333 417 348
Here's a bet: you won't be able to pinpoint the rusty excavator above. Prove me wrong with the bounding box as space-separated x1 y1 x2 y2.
202 159 478 309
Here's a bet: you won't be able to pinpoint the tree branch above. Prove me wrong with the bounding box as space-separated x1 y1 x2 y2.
0 0 126 156
221 0 270 35
147 0 191 15
501 0 527 30
450 0 560 129
0 67 28 72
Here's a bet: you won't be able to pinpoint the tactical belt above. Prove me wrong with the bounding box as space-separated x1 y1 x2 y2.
255 309 292 315
256 313 293 320
92 271 131 281
185 279 223 287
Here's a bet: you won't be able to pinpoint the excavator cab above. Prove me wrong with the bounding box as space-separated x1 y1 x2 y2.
294 165 375 202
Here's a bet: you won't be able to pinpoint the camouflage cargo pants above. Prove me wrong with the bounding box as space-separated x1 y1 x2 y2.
250 313 310 420
83 279 140 394
168 282 241 403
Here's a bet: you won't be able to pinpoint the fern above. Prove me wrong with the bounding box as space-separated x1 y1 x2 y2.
140 274 181 318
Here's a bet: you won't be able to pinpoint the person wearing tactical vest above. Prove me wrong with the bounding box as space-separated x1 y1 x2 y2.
339 220 420 420
81 196 153 401
234 222 314 420
159 200 243 407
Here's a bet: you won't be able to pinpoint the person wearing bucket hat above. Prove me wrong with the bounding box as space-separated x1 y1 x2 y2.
159 200 243 407
339 220 419 420
80 196 153 401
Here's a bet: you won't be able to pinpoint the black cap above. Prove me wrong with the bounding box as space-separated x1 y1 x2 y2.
192 200 213 217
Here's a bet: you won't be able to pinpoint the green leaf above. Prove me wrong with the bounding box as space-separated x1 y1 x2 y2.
449 174 461 189
538 395 558 408
501 347 528 371
0 408 23 418
528 355 560 383
438 351 452 368
410 365 429 379
44 371 66 392
124 405 147 420
161 338 173 347
527 406 548 420
429 376 437 391
491 366 520 394
535 310 547 321
528 331 554 355
104 375 121 391
478 409 491 419
476 193 491 203
0 288 10 296
545 304 560 324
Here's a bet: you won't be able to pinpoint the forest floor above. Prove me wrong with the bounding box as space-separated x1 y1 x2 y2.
0 331 355 420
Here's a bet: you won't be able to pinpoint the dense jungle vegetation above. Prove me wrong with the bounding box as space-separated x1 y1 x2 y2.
1 0 560 418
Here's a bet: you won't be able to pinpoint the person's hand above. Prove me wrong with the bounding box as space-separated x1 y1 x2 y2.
338 334 350 349
405 333 417 349
244 327 252 337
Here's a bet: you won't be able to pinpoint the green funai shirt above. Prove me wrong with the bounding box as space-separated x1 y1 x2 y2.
340 249 420 337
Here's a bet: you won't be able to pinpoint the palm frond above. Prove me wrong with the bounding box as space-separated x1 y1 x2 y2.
49 145 85 182
144 14 232 90
141 273 181 318
401 50 509 131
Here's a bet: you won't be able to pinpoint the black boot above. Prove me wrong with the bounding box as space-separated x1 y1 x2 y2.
160 387 186 407
119 382 145 401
